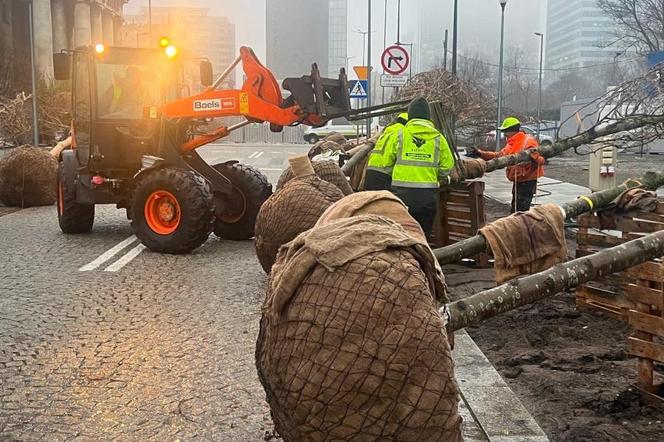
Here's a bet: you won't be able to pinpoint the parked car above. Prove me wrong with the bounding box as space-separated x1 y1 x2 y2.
485 126 555 151
304 118 366 144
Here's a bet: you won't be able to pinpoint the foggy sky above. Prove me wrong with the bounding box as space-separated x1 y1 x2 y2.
125 0 548 73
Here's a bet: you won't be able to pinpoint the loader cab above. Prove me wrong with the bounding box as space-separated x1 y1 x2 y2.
55 46 199 176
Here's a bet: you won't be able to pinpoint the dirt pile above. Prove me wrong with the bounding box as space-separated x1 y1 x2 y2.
0 145 57 207
256 215 461 441
254 156 344 273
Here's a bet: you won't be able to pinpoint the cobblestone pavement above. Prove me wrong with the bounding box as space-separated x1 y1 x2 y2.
0 204 276 440
0 144 311 440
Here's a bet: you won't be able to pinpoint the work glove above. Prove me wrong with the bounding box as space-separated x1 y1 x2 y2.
465 147 481 158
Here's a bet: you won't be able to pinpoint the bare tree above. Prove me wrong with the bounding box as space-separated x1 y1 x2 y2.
504 47 538 114
598 0 664 54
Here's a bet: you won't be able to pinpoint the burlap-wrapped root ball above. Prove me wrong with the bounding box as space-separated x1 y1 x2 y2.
254 156 344 273
0 145 57 207
276 160 353 196
256 215 461 441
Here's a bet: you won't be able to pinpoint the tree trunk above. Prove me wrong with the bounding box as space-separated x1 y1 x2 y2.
433 171 664 265
341 136 378 175
464 114 664 180
445 229 664 331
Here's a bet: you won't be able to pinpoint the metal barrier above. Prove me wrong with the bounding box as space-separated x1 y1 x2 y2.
223 121 307 144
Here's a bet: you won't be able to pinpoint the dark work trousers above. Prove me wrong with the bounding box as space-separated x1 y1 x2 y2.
364 169 392 191
391 187 438 238
511 180 538 213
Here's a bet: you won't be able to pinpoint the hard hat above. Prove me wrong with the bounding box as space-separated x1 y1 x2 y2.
498 117 521 131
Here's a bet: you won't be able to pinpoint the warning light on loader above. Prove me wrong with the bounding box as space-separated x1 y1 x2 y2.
159 37 170 48
95 43 105 54
165 45 178 58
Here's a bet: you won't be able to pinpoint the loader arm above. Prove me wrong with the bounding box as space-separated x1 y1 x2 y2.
163 46 348 152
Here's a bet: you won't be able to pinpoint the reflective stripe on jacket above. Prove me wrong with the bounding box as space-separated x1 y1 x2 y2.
367 122 404 175
479 131 544 182
385 119 455 189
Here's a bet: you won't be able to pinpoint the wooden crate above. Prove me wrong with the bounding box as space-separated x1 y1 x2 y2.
575 203 664 403
434 181 489 267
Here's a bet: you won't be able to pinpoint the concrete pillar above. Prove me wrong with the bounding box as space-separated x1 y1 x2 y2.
113 17 123 46
91 4 103 45
74 1 92 47
51 0 68 52
102 11 114 44
32 0 55 79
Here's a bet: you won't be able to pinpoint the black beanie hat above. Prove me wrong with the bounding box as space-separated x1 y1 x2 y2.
407 97 431 120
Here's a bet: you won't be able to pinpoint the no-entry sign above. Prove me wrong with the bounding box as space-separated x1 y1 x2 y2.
381 45 410 75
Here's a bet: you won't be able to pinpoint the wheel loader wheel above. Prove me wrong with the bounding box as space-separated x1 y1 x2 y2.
212 163 272 240
131 167 213 254
57 162 94 234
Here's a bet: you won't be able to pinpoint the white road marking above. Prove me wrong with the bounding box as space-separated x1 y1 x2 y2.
254 151 264 158
258 168 283 171
104 244 147 272
79 235 138 271
248 151 259 159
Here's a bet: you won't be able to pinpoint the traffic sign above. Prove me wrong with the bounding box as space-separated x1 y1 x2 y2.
381 45 410 75
353 66 369 80
380 74 408 87
349 80 368 98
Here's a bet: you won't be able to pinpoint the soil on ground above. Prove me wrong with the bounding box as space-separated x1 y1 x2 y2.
442 198 664 441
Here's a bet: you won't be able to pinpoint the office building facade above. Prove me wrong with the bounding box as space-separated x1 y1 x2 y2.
266 0 347 81
545 0 616 70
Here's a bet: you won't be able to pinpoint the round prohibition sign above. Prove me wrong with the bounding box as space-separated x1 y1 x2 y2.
381 45 410 75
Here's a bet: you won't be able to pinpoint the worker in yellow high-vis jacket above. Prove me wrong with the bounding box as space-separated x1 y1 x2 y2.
364 112 408 191
383 97 455 238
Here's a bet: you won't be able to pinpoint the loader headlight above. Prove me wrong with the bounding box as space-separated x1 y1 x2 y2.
159 37 170 48
165 45 178 59
95 43 105 54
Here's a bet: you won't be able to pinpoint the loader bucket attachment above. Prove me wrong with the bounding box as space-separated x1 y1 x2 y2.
282 64 351 125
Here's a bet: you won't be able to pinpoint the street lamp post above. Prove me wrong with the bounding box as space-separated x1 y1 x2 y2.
535 32 544 141
382 0 388 104
452 0 458 74
27 0 39 147
496 0 507 151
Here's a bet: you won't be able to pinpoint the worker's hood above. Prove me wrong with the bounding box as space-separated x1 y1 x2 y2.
404 119 441 141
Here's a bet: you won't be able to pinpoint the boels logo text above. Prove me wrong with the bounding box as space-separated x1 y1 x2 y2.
193 98 235 112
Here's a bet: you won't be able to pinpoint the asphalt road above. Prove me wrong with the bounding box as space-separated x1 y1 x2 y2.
0 143 309 441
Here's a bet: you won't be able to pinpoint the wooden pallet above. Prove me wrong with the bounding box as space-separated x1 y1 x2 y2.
434 181 489 267
575 203 664 404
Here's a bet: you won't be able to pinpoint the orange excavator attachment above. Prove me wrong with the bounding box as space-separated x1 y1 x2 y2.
164 46 352 151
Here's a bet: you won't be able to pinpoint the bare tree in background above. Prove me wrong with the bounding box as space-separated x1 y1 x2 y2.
598 0 664 53
504 47 538 114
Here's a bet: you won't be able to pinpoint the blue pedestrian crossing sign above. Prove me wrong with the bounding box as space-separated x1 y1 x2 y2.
349 80 368 99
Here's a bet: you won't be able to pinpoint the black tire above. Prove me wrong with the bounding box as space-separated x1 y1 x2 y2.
131 168 213 254
307 134 319 144
212 163 272 240
57 162 94 233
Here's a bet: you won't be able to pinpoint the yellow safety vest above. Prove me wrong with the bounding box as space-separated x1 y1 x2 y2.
390 120 454 188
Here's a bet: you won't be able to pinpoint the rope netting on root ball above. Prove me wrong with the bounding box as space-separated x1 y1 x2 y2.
254 155 345 273
0 146 57 207
276 160 353 195
256 214 461 441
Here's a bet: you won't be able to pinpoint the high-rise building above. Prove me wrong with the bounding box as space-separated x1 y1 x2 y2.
266 0 347 81
545 0 616 70
122 7 236 88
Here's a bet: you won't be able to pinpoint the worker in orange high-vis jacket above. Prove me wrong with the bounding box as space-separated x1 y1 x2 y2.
469 117 545 212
